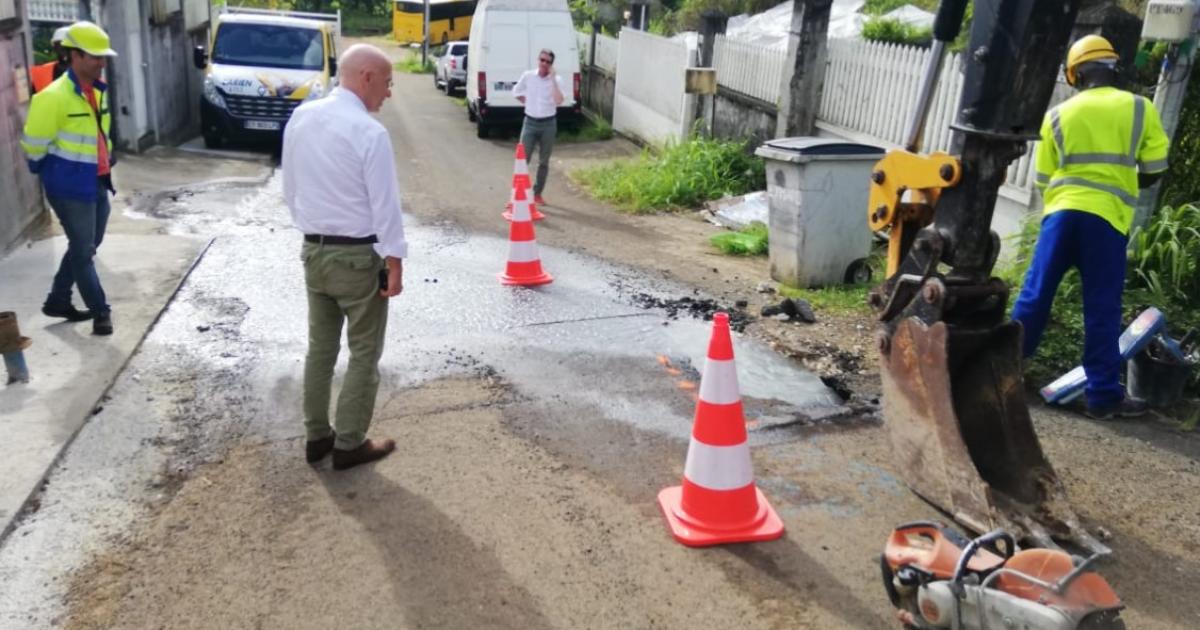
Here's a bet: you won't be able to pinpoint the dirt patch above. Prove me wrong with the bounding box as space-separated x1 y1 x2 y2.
61 375 894 630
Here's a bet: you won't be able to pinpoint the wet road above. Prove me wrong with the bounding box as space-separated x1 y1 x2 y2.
0 166 869 628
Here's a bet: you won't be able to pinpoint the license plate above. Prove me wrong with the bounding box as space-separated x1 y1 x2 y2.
493 81 516 91
245 120 280 131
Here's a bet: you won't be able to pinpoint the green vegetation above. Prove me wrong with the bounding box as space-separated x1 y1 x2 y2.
862 0 939 12
572 135 764 213
395 53 435 74
775 243 884 314
860 18 932 48
559 115 615 142
710 222 768 256
778 283 872 315
211 0 392 36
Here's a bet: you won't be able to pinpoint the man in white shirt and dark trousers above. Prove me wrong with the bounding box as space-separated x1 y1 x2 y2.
513 48 565 205
282 44 407 471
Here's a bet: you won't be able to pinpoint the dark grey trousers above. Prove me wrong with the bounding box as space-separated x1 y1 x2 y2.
519 116 556 196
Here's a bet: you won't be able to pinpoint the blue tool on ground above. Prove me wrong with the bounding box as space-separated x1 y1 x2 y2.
0 311 32 385
1040 306 1165 404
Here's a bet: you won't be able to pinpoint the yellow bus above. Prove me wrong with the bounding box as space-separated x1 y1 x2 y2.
393 0 477 45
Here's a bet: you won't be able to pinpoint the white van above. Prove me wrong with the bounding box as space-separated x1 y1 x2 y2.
465 0 581 138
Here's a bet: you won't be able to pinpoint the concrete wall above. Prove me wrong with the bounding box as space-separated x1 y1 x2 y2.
0 5 46 253
582 65 615 123
143 11 201 147
102 0 206 152
711 86 777 149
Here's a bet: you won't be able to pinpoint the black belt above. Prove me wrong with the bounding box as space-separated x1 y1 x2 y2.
525 114 556 122
304 234 377 245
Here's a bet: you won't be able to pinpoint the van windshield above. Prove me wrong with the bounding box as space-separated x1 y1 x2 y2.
213 23 325 70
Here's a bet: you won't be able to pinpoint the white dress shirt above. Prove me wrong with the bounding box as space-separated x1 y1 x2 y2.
512 70 565 119
282 87 408 259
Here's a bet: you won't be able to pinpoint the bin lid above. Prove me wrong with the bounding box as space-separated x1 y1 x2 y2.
755 137 885 163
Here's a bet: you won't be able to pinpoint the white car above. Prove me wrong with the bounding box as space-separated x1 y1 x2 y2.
434 41 469 94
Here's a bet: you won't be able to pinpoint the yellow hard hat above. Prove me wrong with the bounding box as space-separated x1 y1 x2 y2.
1065 35 1118 86
61 21 118 57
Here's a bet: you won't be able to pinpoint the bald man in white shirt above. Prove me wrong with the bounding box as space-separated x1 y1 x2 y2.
282 44 406 470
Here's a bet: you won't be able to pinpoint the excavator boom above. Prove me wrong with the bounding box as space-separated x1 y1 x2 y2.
870 0 1108 554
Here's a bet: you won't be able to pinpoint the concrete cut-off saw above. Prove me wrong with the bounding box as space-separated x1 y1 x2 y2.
881 521 1125 630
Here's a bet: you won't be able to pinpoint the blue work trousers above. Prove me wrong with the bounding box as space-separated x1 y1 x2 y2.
1011 210 1127 409
44 187 112 317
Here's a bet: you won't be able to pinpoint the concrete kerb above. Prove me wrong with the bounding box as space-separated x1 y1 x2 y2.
0 237 217 544
0 144 275 543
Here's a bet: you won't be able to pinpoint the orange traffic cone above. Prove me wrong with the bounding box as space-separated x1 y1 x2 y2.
499 186 553 286
657 312 784 546
504 143 545 221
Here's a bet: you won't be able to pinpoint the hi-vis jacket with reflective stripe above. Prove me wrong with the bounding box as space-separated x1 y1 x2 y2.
1035 86 1169 235
20 69 112 201
1036 86 1166 235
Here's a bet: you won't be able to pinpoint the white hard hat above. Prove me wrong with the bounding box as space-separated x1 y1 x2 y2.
51 26 70 44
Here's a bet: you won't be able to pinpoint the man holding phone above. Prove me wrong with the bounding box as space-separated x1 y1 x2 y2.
282 44 407 470
513 48 565 206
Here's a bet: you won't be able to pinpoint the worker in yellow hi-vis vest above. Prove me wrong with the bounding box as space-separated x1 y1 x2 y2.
20 22 119 336
1012 35 1170 420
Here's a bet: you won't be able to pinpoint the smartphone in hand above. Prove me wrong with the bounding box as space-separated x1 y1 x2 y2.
378 269 389 292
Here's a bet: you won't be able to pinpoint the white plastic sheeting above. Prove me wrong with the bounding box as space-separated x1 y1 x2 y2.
723 0 934 49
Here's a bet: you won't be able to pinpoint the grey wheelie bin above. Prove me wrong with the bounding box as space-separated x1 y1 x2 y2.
754 137 884 288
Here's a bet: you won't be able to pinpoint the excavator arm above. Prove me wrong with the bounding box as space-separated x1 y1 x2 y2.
869 0 1109 554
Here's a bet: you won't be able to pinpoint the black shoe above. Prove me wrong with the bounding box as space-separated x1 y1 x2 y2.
305 433 336 463
92 314 113 336
332 438 396 471
42 304 93 322
1085 397 1149 420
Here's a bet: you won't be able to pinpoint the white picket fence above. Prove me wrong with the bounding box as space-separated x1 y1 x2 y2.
577 30 621 74
27 0 81 22
818 38 1073 196
581 28 1076 201
713 34 788 105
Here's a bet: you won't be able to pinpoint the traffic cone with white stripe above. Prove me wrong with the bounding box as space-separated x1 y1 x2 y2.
504 143 544 221
498 185 553 286
657 312 784 546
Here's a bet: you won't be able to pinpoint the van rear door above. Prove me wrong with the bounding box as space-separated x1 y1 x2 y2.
528 12 578 107
484 11 529 107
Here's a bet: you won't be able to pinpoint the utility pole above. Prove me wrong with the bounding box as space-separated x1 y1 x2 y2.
1132 36 1198 232
422 0 431 66
775 0 833 138
698 11 728 138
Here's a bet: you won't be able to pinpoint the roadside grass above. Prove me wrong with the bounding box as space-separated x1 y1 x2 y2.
395 52 435 74
450 96 468 107
558 116 614 143
775 243 884 315
710 222 768 256
779 283 873 315
571 135 764 213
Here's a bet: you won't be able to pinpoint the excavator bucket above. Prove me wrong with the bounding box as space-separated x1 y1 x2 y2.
881 317 1109 555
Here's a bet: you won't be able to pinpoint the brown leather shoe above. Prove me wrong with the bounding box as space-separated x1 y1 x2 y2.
305 434 336 463
332 438 396 471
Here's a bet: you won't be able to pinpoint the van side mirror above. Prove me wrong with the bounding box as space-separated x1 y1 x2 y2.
328 57 338 76
193 46 207 70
